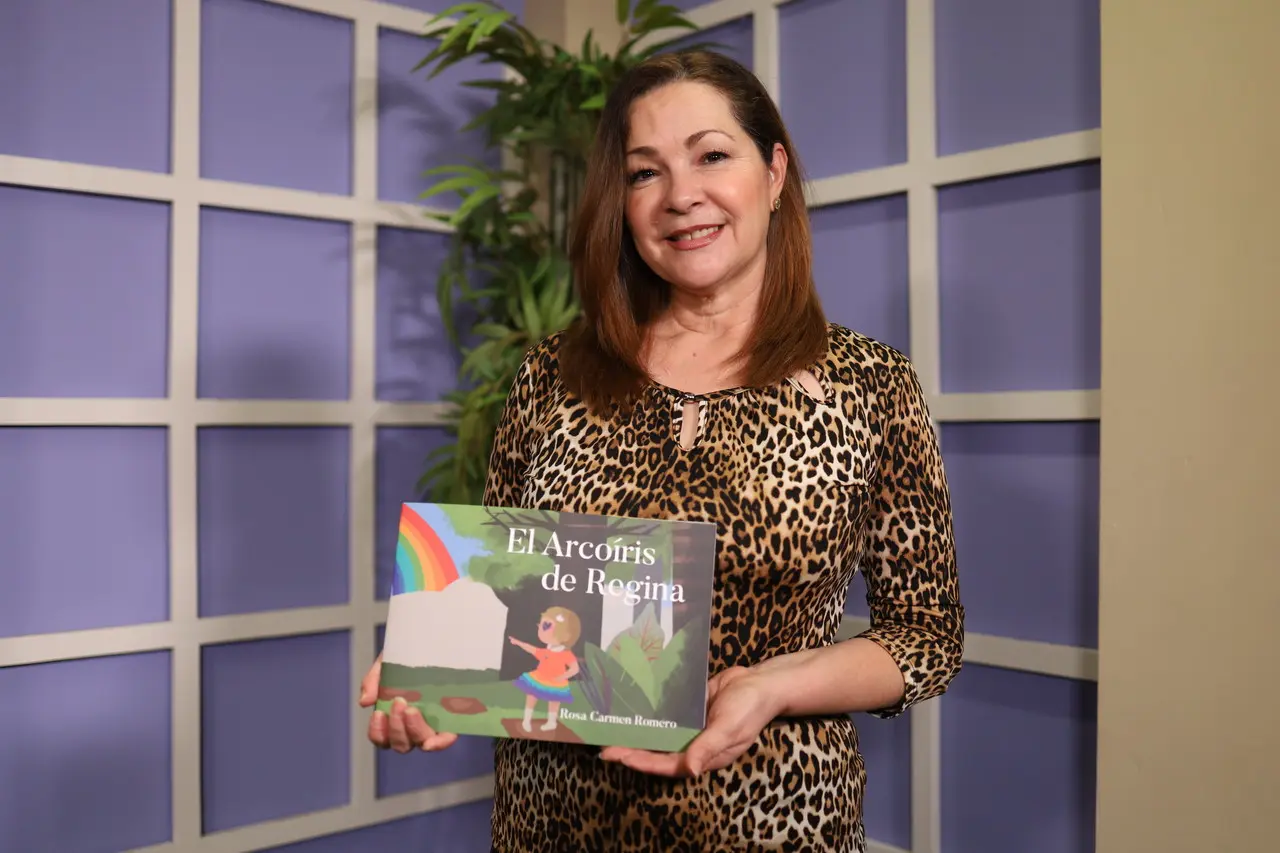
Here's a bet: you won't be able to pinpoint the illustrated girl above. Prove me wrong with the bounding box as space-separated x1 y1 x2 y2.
509 606 581 732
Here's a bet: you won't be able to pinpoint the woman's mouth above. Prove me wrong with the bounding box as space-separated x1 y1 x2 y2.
666 224 723 250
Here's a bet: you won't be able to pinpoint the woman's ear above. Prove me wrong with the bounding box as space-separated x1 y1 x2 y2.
768 142 789 191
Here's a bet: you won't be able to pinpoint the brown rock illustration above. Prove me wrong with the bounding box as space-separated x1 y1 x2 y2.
377 687 422 702
440 696 487 715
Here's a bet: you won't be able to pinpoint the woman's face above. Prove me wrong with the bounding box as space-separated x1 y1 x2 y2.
623 81 785 299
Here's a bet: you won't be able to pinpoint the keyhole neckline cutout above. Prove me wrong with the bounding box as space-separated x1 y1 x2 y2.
673 396 704 452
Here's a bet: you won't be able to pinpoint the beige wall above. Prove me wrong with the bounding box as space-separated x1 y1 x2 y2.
522 0 623 52
1097 1 1280 851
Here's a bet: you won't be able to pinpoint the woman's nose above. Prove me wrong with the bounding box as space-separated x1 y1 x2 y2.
664 166 703 213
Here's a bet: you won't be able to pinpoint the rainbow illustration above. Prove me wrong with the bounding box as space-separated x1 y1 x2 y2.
393 504 465 595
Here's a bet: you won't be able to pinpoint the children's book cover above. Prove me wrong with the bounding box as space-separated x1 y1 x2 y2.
375 503 718 752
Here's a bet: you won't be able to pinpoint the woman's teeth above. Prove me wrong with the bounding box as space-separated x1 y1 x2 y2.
672 226 721 241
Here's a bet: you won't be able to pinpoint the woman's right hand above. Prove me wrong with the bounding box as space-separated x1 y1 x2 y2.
359 654 458 754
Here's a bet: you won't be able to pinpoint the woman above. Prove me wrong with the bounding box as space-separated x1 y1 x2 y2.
360 50 964 852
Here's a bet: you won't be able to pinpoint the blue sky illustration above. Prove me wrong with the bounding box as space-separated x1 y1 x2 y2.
416 503 492 573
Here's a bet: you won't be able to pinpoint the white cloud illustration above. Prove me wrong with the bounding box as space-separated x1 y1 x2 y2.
382 579 510 671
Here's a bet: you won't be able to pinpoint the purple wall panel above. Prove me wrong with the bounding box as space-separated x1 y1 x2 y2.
811 195 911 357
941 422 1099 648
780 0 907 179
938 163 1101 393
377 29 501 206
258 800 493 852
197 427 350 617
0 0 171 172
378 734 496 797
200 0 353 195
197 207 352 400
935 0 1100 155
668 14 754 70
375 427 449 599
845 573 870 618
0 427 169 638
376 227 464 402
202 632 352 833
942 664 1097 853
0 652 173 852
855 712 912 849
0 186 170 398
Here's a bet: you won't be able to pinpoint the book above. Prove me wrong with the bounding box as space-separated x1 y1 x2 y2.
375 502 718 752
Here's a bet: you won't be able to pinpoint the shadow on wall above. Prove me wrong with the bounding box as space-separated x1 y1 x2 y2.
362 222 477 403
364 71 490 401
213 338 346 402
198 342 352 619
369 74 495 194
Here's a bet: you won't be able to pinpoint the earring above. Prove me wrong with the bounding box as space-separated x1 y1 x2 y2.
772 197 782 212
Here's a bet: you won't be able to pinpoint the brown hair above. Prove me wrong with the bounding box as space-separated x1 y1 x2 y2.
541 606 581 647
560 49 828 413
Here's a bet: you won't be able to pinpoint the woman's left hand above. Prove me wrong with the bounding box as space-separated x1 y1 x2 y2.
599 666 783 777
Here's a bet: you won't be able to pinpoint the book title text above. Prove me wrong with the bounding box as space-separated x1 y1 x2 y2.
506 527 686 606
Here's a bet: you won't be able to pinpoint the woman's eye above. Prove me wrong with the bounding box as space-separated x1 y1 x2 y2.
628 168 656 184
703 150 729 164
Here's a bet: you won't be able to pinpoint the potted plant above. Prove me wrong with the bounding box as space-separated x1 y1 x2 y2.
410 1 711 504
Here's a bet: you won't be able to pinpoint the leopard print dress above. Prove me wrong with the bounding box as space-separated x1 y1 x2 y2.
483 323 964 853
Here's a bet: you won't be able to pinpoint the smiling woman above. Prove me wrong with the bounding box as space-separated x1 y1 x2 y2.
562 50 828 408
361 49 965 853
624 99 778 293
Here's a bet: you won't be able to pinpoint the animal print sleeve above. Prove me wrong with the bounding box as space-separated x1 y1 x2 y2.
482 345 543 509
856 355 965 718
